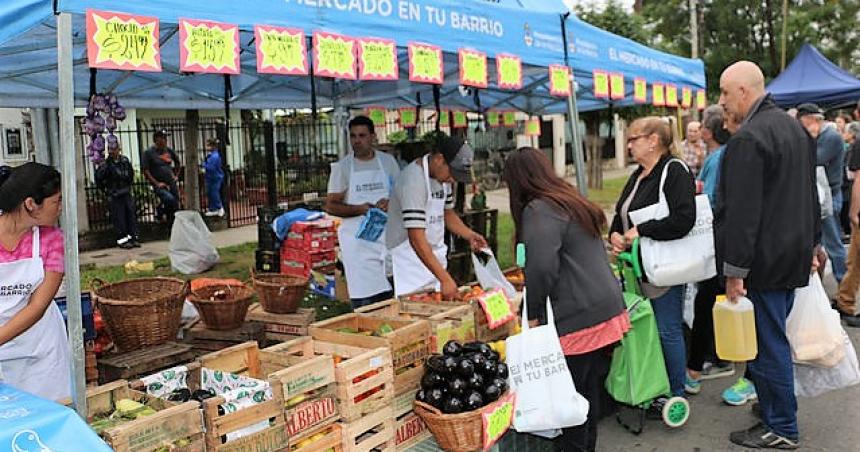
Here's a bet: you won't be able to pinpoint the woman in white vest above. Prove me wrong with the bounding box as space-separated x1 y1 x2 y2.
326 116 401 308
386 135 487 299
0 163 71 401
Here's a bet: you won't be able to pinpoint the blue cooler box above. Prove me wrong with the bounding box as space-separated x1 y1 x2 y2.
54 292 96 340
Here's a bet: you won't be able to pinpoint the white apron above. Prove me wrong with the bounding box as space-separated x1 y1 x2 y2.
0 227 71 401
392 155 449 296
337 153 393 299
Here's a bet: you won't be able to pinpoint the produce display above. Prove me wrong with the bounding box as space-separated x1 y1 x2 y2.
407 286 487 303
89 399 156 434
335 322 394 337
416 340 509 414
84 93 126 164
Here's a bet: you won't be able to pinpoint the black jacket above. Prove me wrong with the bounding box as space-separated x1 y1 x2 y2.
715 95 819 290
95 155 134 198
610 154 696 241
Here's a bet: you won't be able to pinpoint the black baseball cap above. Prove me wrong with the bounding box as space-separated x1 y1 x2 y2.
796 103 824 118
439 136 473 183
153 128 170 139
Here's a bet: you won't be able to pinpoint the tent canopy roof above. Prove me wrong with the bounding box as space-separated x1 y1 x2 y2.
767 43 860 108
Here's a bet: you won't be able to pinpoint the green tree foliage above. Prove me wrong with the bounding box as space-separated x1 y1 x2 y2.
575 0 652 45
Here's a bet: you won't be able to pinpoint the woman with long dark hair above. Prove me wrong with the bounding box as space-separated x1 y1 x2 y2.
505 148 629 452
0 162 70 401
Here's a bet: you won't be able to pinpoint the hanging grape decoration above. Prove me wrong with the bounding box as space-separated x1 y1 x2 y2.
85 93 125 163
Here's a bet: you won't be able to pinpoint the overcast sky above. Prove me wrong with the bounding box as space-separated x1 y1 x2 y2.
564 0 636 12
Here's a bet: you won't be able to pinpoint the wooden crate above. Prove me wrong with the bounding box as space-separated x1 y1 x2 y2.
247 305 316 341
74 380 203 452
395 411 430 451
401 290 522 342
182 321 267 353
267 337 395 423
98 342 197 384
310 314 431 394
340 406 395 452
289 421 343 452
356 300 475 354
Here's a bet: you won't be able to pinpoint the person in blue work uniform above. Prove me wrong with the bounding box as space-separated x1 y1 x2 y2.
204 138 225 217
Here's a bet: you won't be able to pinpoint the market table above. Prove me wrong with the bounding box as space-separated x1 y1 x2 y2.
0 384 111 451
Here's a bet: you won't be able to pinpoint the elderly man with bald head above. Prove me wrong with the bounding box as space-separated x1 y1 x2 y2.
715 61 819 449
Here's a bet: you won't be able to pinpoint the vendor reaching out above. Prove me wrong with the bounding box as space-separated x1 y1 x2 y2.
386 135 487 299
326 116 401 308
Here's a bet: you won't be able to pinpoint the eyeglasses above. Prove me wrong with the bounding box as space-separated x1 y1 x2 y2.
626 134 649 144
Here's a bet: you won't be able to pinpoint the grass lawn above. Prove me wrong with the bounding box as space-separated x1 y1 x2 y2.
585 176 627 210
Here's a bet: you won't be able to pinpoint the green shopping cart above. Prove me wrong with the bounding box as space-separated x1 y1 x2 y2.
606 238 690 434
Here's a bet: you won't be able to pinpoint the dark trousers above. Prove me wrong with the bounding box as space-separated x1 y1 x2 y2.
154 184 180 220
108 193 138 241
555 346 613 452
688 276 722 372
746 289 798 439
351 290 394 309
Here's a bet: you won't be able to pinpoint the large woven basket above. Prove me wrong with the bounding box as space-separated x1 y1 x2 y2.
414 393 511 452
251 271 307 314
188 284 254 330
91 277 187 351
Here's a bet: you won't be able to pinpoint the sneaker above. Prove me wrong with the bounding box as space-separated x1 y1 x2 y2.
729 423 798 449
722 377 757 406
216 208 225 217
840 312 860 328
685 374 701 395
117 236 134 249
204 210 219 217
700 361 736 380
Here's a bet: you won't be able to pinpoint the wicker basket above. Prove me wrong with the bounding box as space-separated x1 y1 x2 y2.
92 277 188 352
414 394 510 452
188 284 255 330
251 271 306 314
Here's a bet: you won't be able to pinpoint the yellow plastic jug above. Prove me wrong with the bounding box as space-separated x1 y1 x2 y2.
713 295 758 361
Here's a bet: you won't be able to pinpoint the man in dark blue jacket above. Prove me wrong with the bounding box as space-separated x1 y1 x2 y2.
717 61 819 450
95 144 140 248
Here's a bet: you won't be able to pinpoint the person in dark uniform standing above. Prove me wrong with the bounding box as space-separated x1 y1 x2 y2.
95 143 140 249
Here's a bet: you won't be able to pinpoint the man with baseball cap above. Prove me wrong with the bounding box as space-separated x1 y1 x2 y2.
386 135 488 299
142 129 181 223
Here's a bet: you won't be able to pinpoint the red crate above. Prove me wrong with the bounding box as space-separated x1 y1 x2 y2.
281 247 338 278
285 220 338 252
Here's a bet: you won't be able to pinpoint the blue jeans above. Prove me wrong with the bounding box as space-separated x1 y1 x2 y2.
206 177 224 211
746 289 798 439
154 184 179 219
823 191 846 282
651 285 687 397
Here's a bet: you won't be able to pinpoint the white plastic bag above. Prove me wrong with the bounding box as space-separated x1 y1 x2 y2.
169 211 219 274
787 274 844 366
506 289 589 435
816 166 833 219
683 283 697 329
472 249 517 299
794 334 860 397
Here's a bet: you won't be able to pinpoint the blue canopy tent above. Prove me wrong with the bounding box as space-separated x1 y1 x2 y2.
0 0 704 416
767 43 860 108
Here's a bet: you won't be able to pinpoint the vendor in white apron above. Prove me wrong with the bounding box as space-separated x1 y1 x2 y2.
0 163 71 401
326 116 401 308
386 136 488 300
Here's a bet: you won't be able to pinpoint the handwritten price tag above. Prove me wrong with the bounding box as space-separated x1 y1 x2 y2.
652 83 666 106
496 54 522 90
366 108 386 126
482 392 515 449
478 289 515 329
452 111 468 128
437 110 449 127
255 25 307 75
525 118 541 137
503 111 517 127
358 38 398 81
408 42 443 84
86 9 161 72
399 108 417 128
313 31 357 80
459 48 488 88
548 65 571 97
681 87 693 108
633 78 647 103
486 111 500 127
665 84 679 107
697 89 707 110
179 18 240 74
610 73 625 99
593 70 610 98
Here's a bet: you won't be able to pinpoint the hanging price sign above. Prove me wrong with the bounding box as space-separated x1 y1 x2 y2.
697 89 707 110
652 83 666 107
482 392 516 449
548 64 571 97
633 78 647 104
486 111 500 128
408 42 443 85
254 25 307 75
593 70 610 98
313 31 357 79
452 111 468 128
459 48 488 88
179 18 240 74
495 54 522 90
86 9 161 72
610 73 625 99
525 118 541 137
665 84 679 107
477 289 515 329
438 110 450 127
399 108 417 128
681 87 693 108
503 111 517 127
357 37 398 81
366 108 386 126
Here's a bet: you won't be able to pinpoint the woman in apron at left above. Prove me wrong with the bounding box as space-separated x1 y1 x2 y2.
0 162 71 401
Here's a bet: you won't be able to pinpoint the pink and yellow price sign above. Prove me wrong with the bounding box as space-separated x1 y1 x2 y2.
482 392 516 449
313 31 357 80
254 25 307 76
486 111 500 128
438 110 450 127
610 73 625 100
399 108 417 128
495 54 522 90
366 107 386 126
459 49 488 88
633 78 648 104
86 9 161 72
179 18 240 74
652 83 666 107
593 70 610 98
681 87 693 108
697 89 707 110
502 111 517 127
477 289 516 329
665 84 679 107
358 38 398 81
408 42 443 85
548 64 571 97
452 111 468 128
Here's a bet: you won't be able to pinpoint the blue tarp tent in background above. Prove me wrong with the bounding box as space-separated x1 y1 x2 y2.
767 43 860 108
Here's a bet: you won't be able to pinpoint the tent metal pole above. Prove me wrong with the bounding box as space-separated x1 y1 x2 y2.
57 12 87 417
561 13 588 196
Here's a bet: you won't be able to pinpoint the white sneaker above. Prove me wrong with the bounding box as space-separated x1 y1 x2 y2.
217 208 225 217
205 210 219 217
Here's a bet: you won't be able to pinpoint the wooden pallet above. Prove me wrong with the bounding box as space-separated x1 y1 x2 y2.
395 411 430 451
247 305 316 340
98 342 197 384
182 321 267 353
356 300 475 354
70 380 203 452
340 406 395 452
289 421 343 452
310 314 430 394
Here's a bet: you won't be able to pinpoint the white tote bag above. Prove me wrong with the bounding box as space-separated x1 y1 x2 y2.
628 159 716 287
506 289 589 435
